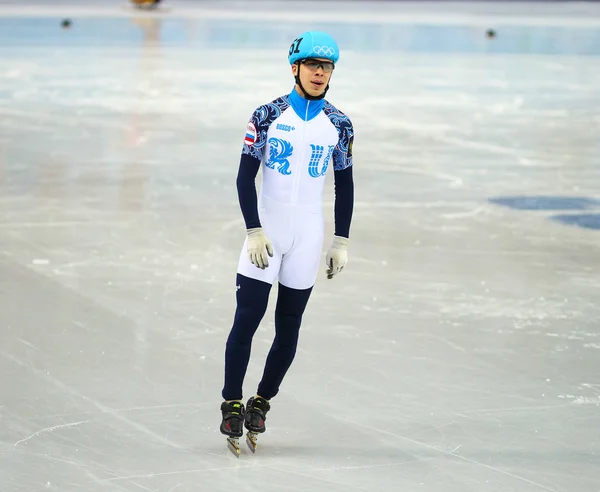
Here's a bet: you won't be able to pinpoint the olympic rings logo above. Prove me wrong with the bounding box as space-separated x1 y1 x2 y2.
312 46 335 57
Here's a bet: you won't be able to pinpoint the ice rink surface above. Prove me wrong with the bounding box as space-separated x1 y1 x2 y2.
1 1 600 491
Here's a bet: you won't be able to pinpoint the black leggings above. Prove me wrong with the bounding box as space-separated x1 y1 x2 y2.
222 274 313 401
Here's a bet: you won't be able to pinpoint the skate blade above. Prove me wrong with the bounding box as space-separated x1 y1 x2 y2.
226 437 241 457
246 431 258 453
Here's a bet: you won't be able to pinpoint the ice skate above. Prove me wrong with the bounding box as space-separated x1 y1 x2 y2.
246 430 258 453
244 396 270 453
220 401 245 457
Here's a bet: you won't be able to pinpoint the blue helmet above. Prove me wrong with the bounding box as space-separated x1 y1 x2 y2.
288 31 339 65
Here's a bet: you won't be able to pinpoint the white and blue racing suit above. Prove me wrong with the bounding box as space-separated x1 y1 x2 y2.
236 88 354 290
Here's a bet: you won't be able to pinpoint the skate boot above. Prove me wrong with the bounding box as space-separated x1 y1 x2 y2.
220 400 245 457
244 396 270 453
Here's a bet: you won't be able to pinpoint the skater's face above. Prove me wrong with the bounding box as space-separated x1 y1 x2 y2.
292 58 334 98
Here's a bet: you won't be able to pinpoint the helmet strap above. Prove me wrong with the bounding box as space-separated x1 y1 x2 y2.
295 62 330 101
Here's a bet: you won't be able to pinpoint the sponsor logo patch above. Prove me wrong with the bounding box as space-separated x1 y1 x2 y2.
276 123 295 132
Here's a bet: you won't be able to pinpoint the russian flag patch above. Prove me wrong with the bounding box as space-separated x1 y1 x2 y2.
244 121 257 146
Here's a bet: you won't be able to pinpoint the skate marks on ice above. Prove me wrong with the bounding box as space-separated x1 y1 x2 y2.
2 351 257 492
1 349 223 461
279 396 598 492
332 416 560 492
12 420 90 447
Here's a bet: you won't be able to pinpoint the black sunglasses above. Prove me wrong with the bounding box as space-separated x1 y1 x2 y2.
300 59 335 73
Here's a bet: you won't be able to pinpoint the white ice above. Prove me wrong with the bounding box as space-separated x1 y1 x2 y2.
1 1 600 492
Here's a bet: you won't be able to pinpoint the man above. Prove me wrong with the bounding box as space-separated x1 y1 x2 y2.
220 30 355 450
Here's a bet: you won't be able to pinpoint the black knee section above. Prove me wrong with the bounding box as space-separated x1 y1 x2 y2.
228 274 271 344
276 283 313 318
274 283 313 342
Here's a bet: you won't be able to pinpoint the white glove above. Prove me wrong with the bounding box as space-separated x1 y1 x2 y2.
247 227 273 269
325 236 348 279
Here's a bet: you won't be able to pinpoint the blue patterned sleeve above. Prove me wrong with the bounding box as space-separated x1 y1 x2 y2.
242 98 289 162
332 116 354 171
241 107 268 163
237 107 267 229
332 114 354 238
237 97 290 229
